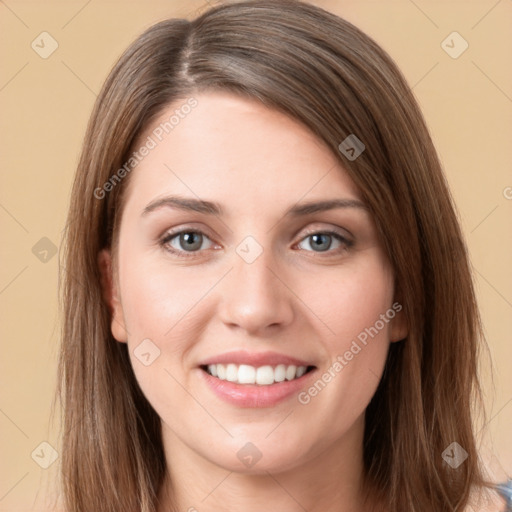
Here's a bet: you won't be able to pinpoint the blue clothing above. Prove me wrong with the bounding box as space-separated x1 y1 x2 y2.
496 480 512 512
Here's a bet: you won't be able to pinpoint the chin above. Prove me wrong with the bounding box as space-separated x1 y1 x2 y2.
203 438 314 475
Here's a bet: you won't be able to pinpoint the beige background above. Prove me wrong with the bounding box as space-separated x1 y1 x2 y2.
1 0 511 510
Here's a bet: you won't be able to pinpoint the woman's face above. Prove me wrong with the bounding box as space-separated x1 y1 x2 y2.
101 90 406 474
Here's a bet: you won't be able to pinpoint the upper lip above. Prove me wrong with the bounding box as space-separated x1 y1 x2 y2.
198 350 315 368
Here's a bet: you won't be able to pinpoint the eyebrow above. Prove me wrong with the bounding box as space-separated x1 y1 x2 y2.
141 195 367 218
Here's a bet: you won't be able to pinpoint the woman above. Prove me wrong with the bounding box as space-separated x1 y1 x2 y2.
56 1 506 510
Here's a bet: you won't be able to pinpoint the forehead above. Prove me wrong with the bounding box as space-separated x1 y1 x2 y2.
123 90 362 215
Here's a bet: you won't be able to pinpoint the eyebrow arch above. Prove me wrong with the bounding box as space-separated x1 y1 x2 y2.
286 198 367 216
142 196 223 216
141 195 367 218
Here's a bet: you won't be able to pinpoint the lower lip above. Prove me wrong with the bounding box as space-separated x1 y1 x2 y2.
197 367 317 408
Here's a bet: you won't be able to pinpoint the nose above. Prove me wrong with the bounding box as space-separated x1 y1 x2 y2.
217 243 294 335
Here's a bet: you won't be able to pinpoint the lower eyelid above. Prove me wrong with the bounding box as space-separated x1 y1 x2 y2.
161 231 215 251
296 232 352 252
160 230 352 256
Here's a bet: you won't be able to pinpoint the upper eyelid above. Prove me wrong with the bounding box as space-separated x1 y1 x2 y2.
299 225 353 241
160 225 353 248
160 222 352 238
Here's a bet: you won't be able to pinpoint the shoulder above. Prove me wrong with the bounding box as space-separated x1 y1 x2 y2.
465 485 508 512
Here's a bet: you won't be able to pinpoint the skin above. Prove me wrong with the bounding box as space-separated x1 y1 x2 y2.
99 90 408 512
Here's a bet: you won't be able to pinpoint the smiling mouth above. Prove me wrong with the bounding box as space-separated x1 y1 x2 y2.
200 363 316 386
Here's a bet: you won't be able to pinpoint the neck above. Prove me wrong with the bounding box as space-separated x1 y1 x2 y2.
157 414 384 512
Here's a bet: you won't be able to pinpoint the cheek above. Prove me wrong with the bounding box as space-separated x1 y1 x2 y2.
297 254 394 407
308 252 395 351
117 254 208 406
114 256 202 402
119 252 213 339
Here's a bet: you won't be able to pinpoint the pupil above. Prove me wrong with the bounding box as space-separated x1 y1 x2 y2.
177 233 332 252
311 234 331 252
181 232 202 251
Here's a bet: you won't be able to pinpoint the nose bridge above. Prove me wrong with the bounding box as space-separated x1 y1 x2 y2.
218 234 293 332
234 239 275 294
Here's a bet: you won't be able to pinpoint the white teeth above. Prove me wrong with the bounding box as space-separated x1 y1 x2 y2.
226 363 238 382
285 365 297 381
274 364 286 382
256 365 274 385
296 366 307 378
205 363 310 385
238 364 256 384
216 364 226 380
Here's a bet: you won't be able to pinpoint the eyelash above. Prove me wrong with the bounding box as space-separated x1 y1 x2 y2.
158 227 354 259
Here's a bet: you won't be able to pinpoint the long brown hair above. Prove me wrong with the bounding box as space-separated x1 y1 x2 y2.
55 1 495 510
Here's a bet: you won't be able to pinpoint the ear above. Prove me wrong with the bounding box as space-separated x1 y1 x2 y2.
98 249 128 343
389 283 409 342
389 300 408 343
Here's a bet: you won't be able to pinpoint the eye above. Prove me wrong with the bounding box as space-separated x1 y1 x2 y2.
296 230 353 255
159 227 353 259
159 229 216 258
